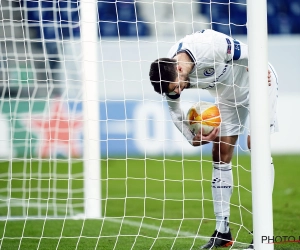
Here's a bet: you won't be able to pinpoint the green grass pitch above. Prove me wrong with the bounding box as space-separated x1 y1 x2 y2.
0 154 299 250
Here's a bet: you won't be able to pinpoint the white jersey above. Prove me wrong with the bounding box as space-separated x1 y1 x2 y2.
165 29 278 144
167 29 249 105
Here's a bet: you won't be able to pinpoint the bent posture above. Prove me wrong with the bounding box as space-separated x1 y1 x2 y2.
149 29 278 249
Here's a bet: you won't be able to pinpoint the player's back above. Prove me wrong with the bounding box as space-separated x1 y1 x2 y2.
167 29 250 104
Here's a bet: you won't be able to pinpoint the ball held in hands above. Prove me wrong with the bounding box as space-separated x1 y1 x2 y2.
186 101 221 135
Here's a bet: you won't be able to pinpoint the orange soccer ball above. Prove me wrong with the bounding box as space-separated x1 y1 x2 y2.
186 101 221 135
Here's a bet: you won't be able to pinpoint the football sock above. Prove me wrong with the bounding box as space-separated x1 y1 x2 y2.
212 162 233 233
216 216 230 234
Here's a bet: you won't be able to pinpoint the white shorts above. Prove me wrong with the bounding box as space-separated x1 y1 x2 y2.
218 63 279 136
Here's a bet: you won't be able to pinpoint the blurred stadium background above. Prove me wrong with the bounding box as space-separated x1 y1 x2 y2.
0 0 299 158
0 1 299 249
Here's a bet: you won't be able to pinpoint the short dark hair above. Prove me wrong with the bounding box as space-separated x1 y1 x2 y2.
149 58 177 95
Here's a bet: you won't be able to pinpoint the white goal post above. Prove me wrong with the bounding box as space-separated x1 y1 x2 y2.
81 0 101 219
247 0 274 249
0 0 276 249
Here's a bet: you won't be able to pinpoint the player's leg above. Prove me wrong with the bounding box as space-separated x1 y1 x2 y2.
212 103 249 230
200 136 237 249
200 103 248 249
247 135 274 191
212 135 238 232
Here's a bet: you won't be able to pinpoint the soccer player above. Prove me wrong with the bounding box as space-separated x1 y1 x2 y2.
149 29 278 249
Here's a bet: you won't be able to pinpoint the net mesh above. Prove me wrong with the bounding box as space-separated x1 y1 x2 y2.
0 0 256 249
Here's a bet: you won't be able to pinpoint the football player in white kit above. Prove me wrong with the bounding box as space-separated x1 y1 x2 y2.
149 29 278 249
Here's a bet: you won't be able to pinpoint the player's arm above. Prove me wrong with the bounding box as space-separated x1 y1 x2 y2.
166 95 218 146
204 29 248 62
213 31 269 84
247 67 272 86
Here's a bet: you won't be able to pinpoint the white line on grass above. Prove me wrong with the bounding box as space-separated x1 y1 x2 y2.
0 196 201 237
106 217 206 239
0 196 248 249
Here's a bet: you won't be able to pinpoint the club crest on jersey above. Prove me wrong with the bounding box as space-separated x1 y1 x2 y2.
203 68 215 77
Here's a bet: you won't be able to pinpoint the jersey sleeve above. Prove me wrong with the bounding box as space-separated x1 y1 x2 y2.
230 39 248 61
220 33 248 61
195 29 248 63
166 95 195 145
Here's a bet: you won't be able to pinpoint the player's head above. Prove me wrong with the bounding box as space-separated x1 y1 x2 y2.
149 58 191 95
149 58 177 95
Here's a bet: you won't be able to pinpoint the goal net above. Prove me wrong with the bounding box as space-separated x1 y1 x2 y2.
0 0 265 249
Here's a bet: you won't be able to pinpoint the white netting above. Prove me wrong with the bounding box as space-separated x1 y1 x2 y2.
0 0 261 249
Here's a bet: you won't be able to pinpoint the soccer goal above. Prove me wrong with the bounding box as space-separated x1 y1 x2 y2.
0 0 273 249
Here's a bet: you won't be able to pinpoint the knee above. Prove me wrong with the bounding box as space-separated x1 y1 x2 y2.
212 144 233 164
212 136 238 163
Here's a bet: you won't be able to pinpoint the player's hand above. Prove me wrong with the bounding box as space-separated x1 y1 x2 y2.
246 67 271 86
192 127 220 146
268 69 271 86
